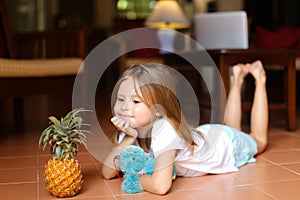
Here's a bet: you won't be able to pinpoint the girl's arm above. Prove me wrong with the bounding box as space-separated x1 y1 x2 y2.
101 135 136 179
140 149 177 195
102 116 138 179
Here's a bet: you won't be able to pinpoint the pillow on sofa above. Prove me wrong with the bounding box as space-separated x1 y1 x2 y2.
254 26 298 48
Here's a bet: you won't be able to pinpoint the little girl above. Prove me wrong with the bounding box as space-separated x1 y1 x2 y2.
102 61 268 195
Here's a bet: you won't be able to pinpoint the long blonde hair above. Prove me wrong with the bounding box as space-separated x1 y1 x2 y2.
111 63 201 151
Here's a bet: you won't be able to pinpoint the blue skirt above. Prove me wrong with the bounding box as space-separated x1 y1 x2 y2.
199 124 258 168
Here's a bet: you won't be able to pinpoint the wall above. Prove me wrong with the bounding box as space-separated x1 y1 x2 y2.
93 0 115 29
192 0 244 13
216 0 244 11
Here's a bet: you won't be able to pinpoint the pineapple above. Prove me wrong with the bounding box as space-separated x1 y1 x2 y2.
39 108 90 198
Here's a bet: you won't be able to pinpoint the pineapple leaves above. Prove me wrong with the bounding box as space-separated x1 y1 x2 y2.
48 116 60 127
39 108 91 159
55 146 62 158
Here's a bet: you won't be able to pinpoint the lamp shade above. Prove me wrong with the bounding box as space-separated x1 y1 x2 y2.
145 0 190 29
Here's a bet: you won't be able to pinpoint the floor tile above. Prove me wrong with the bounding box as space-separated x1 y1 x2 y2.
255 180 300 200
235 164 300 184
115 190 195 200
0 168 37 183
38 162 110 198
281 163 300 175
172 173 245 190
105 178 123 195
0 183 37 200
260 151 300 164
268 135 300 149
38 178 113 199
0 156 37 169
188 185 276 200
264 141 295 152
0 146 38 157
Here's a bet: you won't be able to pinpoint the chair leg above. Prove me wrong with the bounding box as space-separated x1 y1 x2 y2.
13 97 24 131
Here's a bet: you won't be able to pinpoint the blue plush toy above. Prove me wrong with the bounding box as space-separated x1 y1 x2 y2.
118 145 155 194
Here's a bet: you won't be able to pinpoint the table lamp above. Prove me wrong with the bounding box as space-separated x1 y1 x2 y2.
145 0 190 54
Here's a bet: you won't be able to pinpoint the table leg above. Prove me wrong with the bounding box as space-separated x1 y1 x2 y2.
286 56 296 131
215 55 228 123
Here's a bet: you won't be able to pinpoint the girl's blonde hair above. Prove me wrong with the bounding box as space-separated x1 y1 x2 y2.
111 63 200 151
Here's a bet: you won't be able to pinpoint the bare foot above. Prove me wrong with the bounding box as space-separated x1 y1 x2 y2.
231 63 249 85
249 60 266 81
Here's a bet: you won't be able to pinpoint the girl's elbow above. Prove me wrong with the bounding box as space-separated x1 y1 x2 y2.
154 187 171 195
101 167 116 180
151 179 172 195
102 173 112 180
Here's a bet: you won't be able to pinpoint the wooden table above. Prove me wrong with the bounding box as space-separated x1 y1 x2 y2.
163 48 296 131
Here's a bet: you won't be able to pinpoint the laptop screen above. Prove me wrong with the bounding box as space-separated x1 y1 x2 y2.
194 11 249 50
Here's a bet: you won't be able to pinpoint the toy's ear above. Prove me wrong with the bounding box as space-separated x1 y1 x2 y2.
147 153 155 160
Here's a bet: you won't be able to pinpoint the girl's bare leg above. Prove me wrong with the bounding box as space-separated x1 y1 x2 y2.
224 64 250 130
248 60 268 154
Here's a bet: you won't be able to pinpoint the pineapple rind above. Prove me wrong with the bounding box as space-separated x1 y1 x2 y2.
45 158 83 198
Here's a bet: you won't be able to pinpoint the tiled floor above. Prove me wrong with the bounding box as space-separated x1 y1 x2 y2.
1 108 300 200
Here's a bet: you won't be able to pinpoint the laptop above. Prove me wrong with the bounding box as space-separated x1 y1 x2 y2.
194 11 249 50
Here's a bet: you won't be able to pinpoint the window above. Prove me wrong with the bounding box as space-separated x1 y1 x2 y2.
116 0 157 20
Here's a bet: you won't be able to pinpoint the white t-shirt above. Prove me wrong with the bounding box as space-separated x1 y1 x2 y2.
175 124 238 177
118 118 238 177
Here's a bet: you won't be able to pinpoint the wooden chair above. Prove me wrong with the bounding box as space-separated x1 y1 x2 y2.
0 0 89 129
163 49 296 131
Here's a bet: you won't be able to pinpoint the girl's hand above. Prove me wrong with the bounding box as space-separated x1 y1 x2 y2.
111 116 138 138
